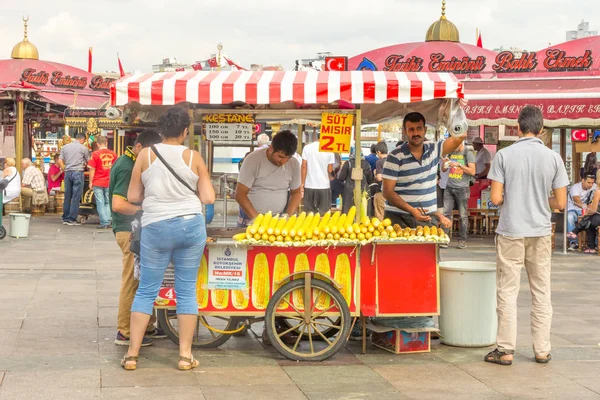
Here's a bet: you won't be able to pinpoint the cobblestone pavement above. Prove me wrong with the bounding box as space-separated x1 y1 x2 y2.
1 215 599 399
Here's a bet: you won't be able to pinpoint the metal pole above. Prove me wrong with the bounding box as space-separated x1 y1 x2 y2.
188 109 195 150
353 108 362 223
15 96 24 175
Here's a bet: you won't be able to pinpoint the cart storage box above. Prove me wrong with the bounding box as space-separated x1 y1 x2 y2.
368 323 439 354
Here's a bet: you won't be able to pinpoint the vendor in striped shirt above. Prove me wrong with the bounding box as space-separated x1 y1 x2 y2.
382 112 466 229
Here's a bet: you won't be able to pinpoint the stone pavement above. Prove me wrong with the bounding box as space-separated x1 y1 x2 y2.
0 215 599 399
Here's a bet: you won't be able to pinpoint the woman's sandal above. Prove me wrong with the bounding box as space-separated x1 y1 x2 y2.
178 355 199 371
484 348 513 366
121 355 138 371
584 248 597 254
535 353 552 364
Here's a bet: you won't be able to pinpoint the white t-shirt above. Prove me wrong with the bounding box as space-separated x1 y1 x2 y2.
568 182 597 211
302 142 334 189
475 147 492 175
2 167 21 204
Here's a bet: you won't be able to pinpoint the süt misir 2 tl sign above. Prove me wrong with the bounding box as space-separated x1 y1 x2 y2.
20 68 116 92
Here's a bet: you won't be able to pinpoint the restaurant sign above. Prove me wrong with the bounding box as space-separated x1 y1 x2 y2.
358 48 594 74
20 68 116 92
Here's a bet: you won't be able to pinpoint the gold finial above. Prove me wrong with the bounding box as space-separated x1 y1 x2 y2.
441 0 447 19
217 43 223 71
22 15 30 40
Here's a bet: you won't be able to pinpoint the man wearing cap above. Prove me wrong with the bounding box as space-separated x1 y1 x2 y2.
472 137 492 179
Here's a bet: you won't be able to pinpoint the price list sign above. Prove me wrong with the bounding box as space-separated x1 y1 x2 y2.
205 123 253 141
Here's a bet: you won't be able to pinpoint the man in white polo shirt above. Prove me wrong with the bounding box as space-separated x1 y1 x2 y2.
382 112 466 229
302 136 335 214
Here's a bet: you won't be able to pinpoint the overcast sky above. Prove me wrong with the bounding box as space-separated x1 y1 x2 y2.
1 0 598 73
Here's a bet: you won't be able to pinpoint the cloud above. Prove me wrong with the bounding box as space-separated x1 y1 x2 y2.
0 0 598 72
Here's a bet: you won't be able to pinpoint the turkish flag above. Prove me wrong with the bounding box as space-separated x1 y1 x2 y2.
191 62 203 71
175 67 185 72
571 129 588 142
324 56 348 71
207 57 219 68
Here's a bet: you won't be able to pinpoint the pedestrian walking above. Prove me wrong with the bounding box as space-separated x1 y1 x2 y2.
88 136 117 228
58 133 89 225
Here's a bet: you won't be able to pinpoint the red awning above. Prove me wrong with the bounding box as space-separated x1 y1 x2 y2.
463 77 600 127
38 91 109 109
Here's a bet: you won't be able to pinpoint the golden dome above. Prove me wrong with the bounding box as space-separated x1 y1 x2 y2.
425 0 460 43
11 17 39 60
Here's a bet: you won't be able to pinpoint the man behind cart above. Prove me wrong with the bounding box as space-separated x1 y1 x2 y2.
382 112 465 229
236 130 302 345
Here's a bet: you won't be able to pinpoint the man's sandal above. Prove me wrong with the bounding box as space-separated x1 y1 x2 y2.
484 349 513 366
178 355 199 371
535 354 552 364
121 355 138 371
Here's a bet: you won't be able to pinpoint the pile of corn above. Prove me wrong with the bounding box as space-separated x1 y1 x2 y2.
232 206 449 246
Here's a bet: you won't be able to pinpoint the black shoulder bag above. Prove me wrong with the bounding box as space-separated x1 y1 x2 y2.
130 146 199 255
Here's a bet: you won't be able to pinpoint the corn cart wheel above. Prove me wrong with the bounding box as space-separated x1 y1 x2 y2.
279 317 341 340
0 226 6 240
265 278 351 361
156 309 244 349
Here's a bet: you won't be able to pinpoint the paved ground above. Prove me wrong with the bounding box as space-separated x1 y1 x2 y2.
1 215 599 399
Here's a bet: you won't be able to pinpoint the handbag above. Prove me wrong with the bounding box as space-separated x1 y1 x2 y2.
130 146 199 255
576 215 592 230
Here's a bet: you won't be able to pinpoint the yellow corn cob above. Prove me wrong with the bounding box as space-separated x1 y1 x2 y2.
233 233 246 241
431 226 438 236
298 212 314 237
317 211 331 231
334 254 352 306
329 211 341 229
281 215 297 237
272 253 291 310
267 214 279 235
251 253 270 310
249 214 264 235
258 211 272 234
245 226 253 239
337 214 347 230
314 253 331 310
196 255 209 309
274 217 287 236
290 212 306 237
347 206 357 225
352 223 361 234
424 226 431 236
211 289 229 309
310 213 321 232
293 253 310 310
232 263 249 310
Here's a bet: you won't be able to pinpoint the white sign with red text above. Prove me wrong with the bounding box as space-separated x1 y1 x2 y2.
207 245 247 290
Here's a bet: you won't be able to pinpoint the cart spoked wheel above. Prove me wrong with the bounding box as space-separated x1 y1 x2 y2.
156 309 244 349
0 226 6 240
265 278 351 361
280 316 341 340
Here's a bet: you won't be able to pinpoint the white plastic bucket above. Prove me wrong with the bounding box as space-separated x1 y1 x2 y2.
439 261 497 347
9 213 31 238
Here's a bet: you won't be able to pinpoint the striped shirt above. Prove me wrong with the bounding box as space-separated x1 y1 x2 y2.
22 166 46 192
382 140 444 214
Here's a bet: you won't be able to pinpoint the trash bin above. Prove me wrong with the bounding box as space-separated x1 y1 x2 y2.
439 261 497 347
9 213 31 238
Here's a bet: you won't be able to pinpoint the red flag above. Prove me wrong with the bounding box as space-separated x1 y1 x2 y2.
324 56 348 71
175 67 185 72
224 57 247 70
571 129 588 142
88 47 93 73
206 57 219 68
191 62 203 71
476 31 483 48
118 54 125 77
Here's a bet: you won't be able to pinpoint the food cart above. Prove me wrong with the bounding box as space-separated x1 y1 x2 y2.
110 70 466 361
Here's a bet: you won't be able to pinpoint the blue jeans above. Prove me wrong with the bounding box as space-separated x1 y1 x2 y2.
93 187 111 226
132 214 206 316
567 209 582 242
62 171 84 222
444 186 470 241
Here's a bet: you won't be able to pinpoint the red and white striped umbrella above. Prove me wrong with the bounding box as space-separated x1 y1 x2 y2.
110 70 463 107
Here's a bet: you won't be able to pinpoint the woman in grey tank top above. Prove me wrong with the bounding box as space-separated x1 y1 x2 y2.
121 107 215 371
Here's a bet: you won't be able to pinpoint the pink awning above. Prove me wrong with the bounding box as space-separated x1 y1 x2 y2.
463 77 600 127
38 91 109 109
